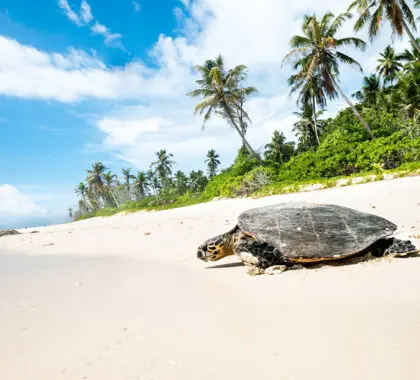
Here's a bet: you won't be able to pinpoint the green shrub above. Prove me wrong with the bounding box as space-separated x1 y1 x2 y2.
277 131 420 182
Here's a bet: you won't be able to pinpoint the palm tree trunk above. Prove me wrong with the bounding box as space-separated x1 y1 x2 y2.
402 20 420 54
311 95 320 145
110 190 120 208
328 71 374 139
222 103 262 164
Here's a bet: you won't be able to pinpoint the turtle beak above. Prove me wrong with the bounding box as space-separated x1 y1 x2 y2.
197 247 208 261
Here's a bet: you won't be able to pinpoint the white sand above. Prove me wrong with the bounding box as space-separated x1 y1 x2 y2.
1 176 419 380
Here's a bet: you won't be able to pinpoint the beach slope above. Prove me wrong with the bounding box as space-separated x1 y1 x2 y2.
1 176 419 380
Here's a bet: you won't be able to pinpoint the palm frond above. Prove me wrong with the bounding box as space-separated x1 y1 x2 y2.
193 96 218 114
289 35 312 49
327 12 352 36
387 2 404 35
398 0 416 29
368 4 384 39
353 4 375 32
335 37 367 51
336 52 364 71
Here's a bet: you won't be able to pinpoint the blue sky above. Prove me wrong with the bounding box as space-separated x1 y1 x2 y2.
0 0 417 228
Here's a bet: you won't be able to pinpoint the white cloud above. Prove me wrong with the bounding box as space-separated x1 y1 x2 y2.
0 185 47 228
57 1 122 49
51 47 105 69
91 22 123 45
57 0 92 26
0 36 191 102
132 1 141 13
92 92 302 172
58 0 80 25
80 0 93 24
3 0 419 173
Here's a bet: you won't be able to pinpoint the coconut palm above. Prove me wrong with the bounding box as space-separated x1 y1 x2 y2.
348 0 420 53
75 182 88 199
121 168 135 192
150 149 174 187
174 171 189 194
187 55 261 162
205 149 221 179
293 103 326 150
352 74 382 105
264 131 287 164
398 38 420 66
86 162 107 193
237 96 248 139
103 171 117 188
133 171 150 199
147 169 160 195
189 170 208 193
376 45 403 85
392 63 420 122
284 12 374 139
287 68 327 145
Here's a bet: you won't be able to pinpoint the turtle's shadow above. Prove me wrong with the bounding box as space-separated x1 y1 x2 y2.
205 252 420 271
205 262 245 269
304 251 420 270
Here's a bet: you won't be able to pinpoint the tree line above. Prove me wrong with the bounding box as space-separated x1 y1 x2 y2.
72 0 420 219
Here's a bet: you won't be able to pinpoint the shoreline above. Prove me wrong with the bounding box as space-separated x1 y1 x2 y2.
1 176 420 380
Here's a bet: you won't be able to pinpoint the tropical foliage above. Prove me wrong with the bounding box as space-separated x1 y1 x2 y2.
71 2 420 220
187 55 261 162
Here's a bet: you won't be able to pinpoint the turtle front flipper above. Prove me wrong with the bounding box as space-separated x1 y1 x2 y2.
234 236 289 275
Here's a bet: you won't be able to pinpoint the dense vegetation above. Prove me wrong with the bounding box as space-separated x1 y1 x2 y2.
71 1 420 221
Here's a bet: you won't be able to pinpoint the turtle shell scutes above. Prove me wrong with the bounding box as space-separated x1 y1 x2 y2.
237 202 397 261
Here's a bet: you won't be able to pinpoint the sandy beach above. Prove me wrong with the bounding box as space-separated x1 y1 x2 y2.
1 176 420 380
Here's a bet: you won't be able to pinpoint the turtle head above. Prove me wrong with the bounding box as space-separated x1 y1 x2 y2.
197 231 235 262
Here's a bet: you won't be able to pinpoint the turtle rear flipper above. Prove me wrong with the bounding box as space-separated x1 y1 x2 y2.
384 238 419 257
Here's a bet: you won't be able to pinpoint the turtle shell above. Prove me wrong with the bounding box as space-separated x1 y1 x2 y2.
237 202 397 262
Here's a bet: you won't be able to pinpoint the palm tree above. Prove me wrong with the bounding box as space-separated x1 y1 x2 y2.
352 74 381 105
287 69 327 145
187 55 261 162
284 12 374 139
103 171 117 188
264 131 287 164
398 38 420 66
147 169 160 195
237 96 249 140
376 46 403 85
100 171 119 207
392 63 420 123
349 0 420 54
292 103 326 150
75 182 88 199
86 162 107 192
133 171 150 199
205 149 221 179
174 170 189 194
150 149 175 187
121 168 135 192
189 170 208 193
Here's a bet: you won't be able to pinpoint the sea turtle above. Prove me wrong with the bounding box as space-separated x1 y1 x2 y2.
197 202 418 275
